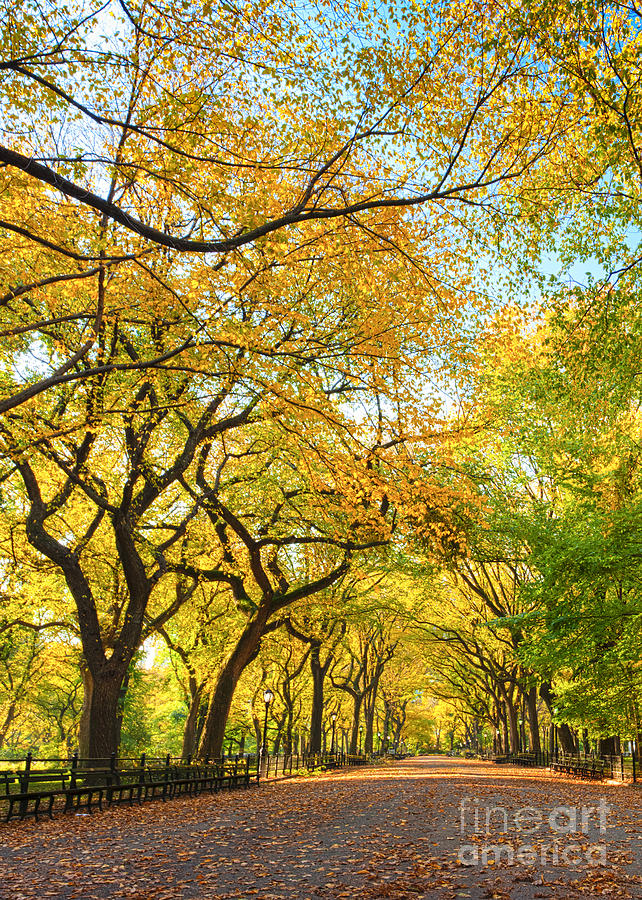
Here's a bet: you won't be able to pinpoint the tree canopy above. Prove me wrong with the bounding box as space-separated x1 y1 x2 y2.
2 0 642 761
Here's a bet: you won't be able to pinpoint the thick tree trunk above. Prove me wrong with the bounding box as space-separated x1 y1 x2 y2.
199 666 240 759
539 681 576 754
309 647 325 754
558 723 578 753
199 611 269 758
282 683 295 755
78 666 124 760
363 671 381 754
78 662 93 757
500 705 509 754
508 703 520 753
526 686 541 752
350 694 362 754
598 736 620 756
394 702 407 748
501 691 520 753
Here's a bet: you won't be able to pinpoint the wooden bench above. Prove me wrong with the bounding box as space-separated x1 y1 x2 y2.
551 758 605 781
2 770 57 822
2 768 105 821
0 756 257 823
218 759 251 790
347 755 368 766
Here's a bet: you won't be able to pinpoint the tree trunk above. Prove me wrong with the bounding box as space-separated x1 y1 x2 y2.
350 693 362 754
78 665 124 760
252 714 262 754
502 693 520 753
394 702 407 748
599 736 619 756
309 647 325 754
78 662 93 757
582 728 590 755
115 668 130 751
363 671 381 754
284 713 293 756
181 679 203 759
526 686 541 752
0 699 18 749
539 681 576 754
558 723 577 753
501 704 509 754
199 611 269 758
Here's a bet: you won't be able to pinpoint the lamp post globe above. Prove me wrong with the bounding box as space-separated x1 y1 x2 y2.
331 713 337 755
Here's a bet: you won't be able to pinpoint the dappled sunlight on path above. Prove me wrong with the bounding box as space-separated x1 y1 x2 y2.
0 756 640 899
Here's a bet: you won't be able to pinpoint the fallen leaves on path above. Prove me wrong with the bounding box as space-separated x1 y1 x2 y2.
0 758 640 900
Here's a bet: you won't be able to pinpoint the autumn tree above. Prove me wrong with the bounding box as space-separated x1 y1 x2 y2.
0 0 610 763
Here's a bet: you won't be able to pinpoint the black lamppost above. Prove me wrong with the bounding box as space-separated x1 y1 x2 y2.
331 713 337 754
377 731 381 754
359 724 363 755
261 689 273 760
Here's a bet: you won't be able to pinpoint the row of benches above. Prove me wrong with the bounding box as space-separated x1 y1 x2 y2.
1 758 255 823
495 753 542 766
493 753 607 780
550 758 606 780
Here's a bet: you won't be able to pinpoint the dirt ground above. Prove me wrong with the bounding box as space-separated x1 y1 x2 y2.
0 756 640 899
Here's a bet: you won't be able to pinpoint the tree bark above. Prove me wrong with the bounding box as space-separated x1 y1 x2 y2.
539 681 576 754
526 686 541 752
350 693 363 754
558 723 577 753
0 699 18 749
499 686 519 753
199 609 270 758
78 664 125 760
181 678 204 759
363 669 381 754
309 646 326 754
501 704 509 754
598 736 620 756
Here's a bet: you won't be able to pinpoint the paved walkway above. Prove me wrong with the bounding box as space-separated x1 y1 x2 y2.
0 757 640 899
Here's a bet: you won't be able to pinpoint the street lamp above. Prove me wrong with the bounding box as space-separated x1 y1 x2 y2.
359 724 363 755
377 731 381 753
331 713 337 755
261 689 273 760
